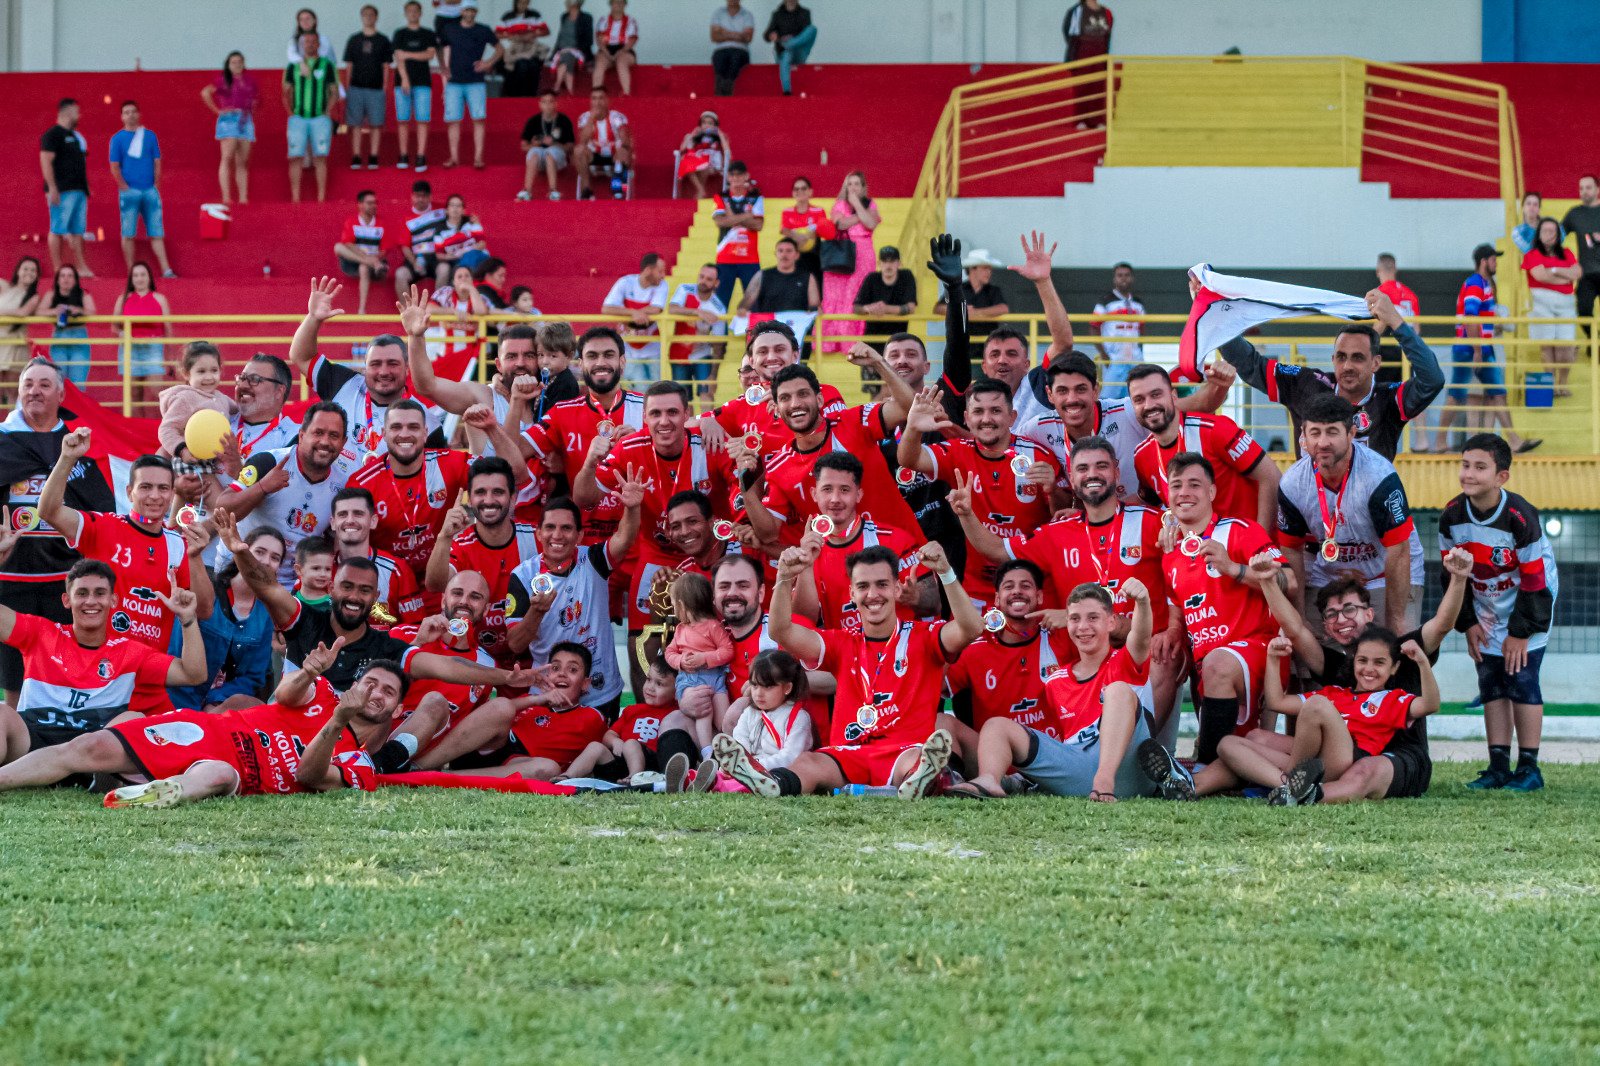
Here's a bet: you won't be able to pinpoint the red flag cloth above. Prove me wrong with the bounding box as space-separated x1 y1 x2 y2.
61 380 160 458
377 770 578 795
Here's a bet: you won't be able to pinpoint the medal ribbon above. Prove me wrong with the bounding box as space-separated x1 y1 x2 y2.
1316 462 1352 551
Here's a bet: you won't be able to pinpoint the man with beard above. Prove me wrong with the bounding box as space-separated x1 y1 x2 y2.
1275 394 1421 635
0 358 116 704
215 509 529 695
289 276 445 456
897 382 1066 605
40 437 212 650
949 435 1182 732
327 487 425 625
215 401 365 587
741 358 918 546
716 541 979 798
0 559 206 765
694 320 846 445
217 354 300 474
504 487 646 717
385 571 503 754
427 457 541 663
1126 363 1278 528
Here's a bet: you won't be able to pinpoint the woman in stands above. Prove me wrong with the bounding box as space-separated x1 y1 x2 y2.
0 257 41 404
496 0 551 97
592 0 639 97
202 51 258 206
821 170 880 352
1522 216 1582 398
548 0 595 97
112 261 172 412
676 110 729 199
432 193 489 286
433 263 490 363
287 8 339 63
37 264 95 387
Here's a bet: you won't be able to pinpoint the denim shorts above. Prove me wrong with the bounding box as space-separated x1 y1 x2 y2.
1474 647 1545 706
215 110 256 142
394 85 433 123
49 189 88 235
118 187 164 239
345 86 387 127
1449 344 1506 401
443 81 487 122
675 668 727 699
123 341 167 379
287 114 334 158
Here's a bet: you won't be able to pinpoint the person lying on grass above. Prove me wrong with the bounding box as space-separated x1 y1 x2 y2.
946 579 1156 802
441 642 609 782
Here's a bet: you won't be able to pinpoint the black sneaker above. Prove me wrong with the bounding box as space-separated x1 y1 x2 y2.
1503 764 1545 792
1466 765 1514 790
1268 758 1325 806
414 154 428 173
397 154 410 169
373 738 413 775
367 154 379 170
350 155 362 171
1137 738 1196 800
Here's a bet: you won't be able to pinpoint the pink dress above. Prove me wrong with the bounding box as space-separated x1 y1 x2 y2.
822 198 875 352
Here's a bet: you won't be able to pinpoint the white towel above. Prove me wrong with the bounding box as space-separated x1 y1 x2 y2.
1177 263 1370 381
126 127 147 160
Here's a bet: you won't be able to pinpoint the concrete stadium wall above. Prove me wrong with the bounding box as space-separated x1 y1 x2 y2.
4 0 1484 72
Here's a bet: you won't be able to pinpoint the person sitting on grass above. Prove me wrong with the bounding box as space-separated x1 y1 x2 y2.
705 649 813 792
468 642 608 781
948 579 1155 802
562 658 678 784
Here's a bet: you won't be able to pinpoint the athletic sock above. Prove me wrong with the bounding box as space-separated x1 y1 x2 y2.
374 739 413 774
1488 745 1512 773
1517 747 1539 769
1196 696 1239 764
770 767 802 797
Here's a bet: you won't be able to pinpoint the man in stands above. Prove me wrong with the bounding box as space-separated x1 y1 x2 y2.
285 30 336 203
341 5 393 172
718 541 979 798
504 485 644 717
40 97 94 280
932 248 1008 340
711 162 765 306
334 190 394 314
214 401 364 587
1091 262 1143 398
327 487 426 625
108 101 175 278
1560 175 1600 329
290 277 445 455
601 253 669 384
426 457 541 662
40 434 212 648
439 1 502 169
709 0 756 96
667 263 729 409
396 181 444 294
220 354 300 471
519 90 576 202
1433 245 1539 455
897 382 1065 604
1277 394 1422 635
695 321 846 444
391 2 438 172
0 358 115 704
1217 287 1443 461
738 237 820 316
0 559 206 765
573 87 632 199
1127 363 1278 529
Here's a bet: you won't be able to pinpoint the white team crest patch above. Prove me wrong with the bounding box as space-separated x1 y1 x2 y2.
143 721 204 747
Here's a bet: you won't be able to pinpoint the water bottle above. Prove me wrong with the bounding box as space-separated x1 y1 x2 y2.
610 173 623 197
56 307 71 330
832 784 898 798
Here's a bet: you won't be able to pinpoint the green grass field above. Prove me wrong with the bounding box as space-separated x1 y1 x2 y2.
4 769 1600 1064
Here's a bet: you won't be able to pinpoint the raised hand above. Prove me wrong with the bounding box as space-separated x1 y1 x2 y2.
1026 607 1071 631
586 429 616 466
397 284 433 336
945 469 974 518
215 432 243 479
1013 230 1058 283
615 464 647 509
777 546 811 583
927 233 963 288
180 521 212 559
1246 550 1282 584
511 374 541 401
0 508 19 560
462 403 496 431
1267 633 1293 659
334 680 369 723
61 427 92 462
212 507 248 553
414 613 449 645
906 385 951 434
1443 546 1473 578
1121 577 1149 605
301 635 348 677
439 504 473 539
307 276 346 322
844 341 882 369
917 540 951 576
1365 288 1404 331
1202 357 1237 391
1400 639 1426 664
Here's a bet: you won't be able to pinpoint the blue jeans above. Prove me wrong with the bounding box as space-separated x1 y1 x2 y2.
51 325 90 384
118 187 164 239
394 85 433 123
48 189 88 235
443 81 487 122
715 262 760 308
775 24 817 93
124 341 166 379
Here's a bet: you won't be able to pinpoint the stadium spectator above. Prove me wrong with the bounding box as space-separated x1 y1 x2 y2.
739 238 819 315
822 170 879 352
432 193 488 284
1434 245 1538 454
573 87 632 199
433 0 466 34
512 284 541 315
764 0 815 96
285 31 337 203
474 256 511 311
171 527 286 713
1063 0 1112 61
392 1 439 171
113 262 172 410
1218 287 1441 461
592 0 639 96
1374 252 1420 410
1523 217 1581 397
288 8 340 62
517 90 576 200
334 189 396 314
109 101 174 278
202 52 258 205
932 247 1009 338
36 265 93 387
39 98 93 279
852 245 916 351
548 0 596 97
225 354 300 469
780 176 833 284
496 0 551 96
396 180 444 293
343 5 394 171
441 2 504 169
1512 191 1547 254
432 264 491 362
667 263 727 406
710 162 763 305
709 0 756 96
677 110 730 200
156 342 239 460
1091 261 1143 398
0 259 42 399
601 253 669 382
1443 434 1558 793
1559 175 1600 330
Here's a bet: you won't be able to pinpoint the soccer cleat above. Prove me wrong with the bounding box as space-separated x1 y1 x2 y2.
690 757 719 793
1269 758 1325 807
627 770 665 787
663 752 690 794
712 733 779 797
1137 738 1196 800
1503 765 1545 792
103 778 185 810
898 729 952 800
1466 765 1513 790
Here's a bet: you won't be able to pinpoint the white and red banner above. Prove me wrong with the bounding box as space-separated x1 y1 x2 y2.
1177 264 1370 382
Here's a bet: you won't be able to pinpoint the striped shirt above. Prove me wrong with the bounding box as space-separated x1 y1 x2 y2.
283 57 336 118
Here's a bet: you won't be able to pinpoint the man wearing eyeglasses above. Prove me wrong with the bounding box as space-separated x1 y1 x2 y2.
216 354 301 479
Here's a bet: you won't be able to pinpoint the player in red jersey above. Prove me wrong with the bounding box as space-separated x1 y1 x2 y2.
0 558 206 764
694 320 848 445
387 570 501 743
897 381 1066 602
1126 363 1278 528
717 541 982 798
1160 451 1290 764
40 433 209 651
329 487 426 625
950 579 1157 801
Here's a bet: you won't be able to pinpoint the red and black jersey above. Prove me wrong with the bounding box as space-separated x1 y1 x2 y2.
809 621 951 748
947 628 1076 734
509 704 608 766
524 392 645 543
70 510 191 651
594 432 737 565
1163 517 1281 661
7 612 174 720
1303 685 1415 758
1438 488 1558 656
1133 412 1265 524
349 449 472 576
1006 504 1170 629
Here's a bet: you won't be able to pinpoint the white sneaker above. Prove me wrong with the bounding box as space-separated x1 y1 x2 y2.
515 190 532 201
898 729 952 800
548 190 562 200
712 733 778 797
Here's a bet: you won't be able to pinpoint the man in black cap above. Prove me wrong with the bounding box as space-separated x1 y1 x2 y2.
1432 243 1540 454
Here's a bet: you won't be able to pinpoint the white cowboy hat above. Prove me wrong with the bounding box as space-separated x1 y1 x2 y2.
961 249 1004 269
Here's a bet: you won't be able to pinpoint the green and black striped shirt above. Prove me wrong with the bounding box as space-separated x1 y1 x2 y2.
283 57 336 118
